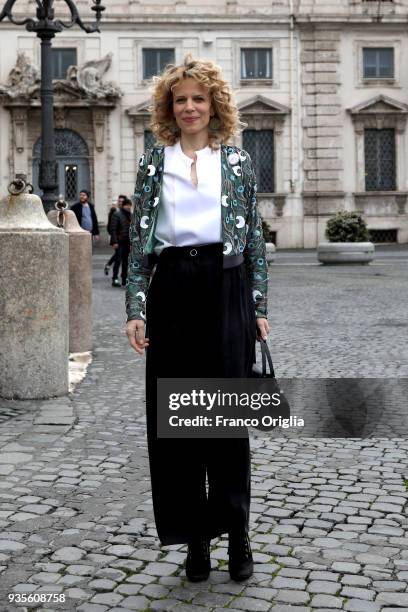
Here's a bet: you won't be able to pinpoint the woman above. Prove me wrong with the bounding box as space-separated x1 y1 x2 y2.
125 55 269 582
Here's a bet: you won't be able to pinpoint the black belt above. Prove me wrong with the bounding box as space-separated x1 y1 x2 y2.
142 244 244 269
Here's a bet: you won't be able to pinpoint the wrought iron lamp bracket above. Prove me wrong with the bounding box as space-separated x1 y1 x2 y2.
0 0 105 34
0 0 36 28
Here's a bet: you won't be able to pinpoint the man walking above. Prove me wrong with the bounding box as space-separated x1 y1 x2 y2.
104 195 126 275
110 197 132 287
71 190 100 244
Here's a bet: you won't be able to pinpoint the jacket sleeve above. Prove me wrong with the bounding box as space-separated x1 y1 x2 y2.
70 203 81 226
243 152 268 319
110 210 120 245
107 208 115 235
91 205 100 235
125 152 152 322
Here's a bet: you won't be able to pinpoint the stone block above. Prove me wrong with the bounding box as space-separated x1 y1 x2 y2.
303 136 333 149
317 105 341 115
316 136 341 148
300 51 316 63
302 116 317 128
308 170 340 181
305 106 340 116
315 94 341 105
316 115 343 127
300 30 318 41
306 127 341 138
306 84 339 94
308 148 341 159
314 41 340 51
301 72 316 84
315 29 341 42
0 192 69 399
304 177 341 195
304 159 318 171
307 62 338 72
312 180 342 191
314 51 340 62
314 73 342 84
303 105 319 118
302 94 318 106
317 158 343 170
303 180 318 191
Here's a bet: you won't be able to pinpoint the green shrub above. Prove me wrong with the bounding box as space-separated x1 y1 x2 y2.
325 211 370 243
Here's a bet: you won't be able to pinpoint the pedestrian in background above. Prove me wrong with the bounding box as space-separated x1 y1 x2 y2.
105 195 126 276
111 197 132 287
125 55 269 583
71 190 100 245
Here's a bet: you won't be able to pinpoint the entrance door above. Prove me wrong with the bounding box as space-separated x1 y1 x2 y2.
32 129 91 206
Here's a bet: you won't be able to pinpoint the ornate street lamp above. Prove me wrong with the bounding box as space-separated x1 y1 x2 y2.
0 0 105 211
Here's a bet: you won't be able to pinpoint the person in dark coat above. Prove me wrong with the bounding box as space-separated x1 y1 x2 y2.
104 195 127 275
70 190 100 242
110 197 132 287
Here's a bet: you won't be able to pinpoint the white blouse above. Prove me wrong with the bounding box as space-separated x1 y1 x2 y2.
153 140 222 255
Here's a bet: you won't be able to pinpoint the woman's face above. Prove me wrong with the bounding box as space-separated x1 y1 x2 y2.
172 77 213 139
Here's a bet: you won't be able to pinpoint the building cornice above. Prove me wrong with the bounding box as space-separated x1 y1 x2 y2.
1 15 408 29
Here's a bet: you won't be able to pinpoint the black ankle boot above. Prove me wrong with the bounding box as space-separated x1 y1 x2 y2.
228 530 253 581
185 538 211 582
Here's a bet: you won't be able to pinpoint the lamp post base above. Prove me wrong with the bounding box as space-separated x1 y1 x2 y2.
39 158 59 213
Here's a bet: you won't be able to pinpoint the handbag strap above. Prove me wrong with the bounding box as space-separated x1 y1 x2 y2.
260 339 275 378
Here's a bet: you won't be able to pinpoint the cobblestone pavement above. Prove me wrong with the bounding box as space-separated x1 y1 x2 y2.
0 247 408 612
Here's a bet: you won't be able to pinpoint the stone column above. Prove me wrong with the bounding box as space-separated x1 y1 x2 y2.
0 182 69 399
300 26 343 194
48 210 93 354
300 26 345 246
92 108 109 232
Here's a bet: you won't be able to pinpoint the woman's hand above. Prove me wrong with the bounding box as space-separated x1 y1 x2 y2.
256 317 270 341
126 319 150 354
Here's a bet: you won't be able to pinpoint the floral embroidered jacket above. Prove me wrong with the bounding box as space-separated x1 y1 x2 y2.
125 143 268 321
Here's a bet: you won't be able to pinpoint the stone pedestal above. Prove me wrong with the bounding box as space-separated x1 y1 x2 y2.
265 242 276 265
0 190 69 399
48 210 92 353
317 242 375 264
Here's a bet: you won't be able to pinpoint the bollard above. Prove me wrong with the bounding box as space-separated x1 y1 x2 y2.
0 175 69 399
47 199 92 353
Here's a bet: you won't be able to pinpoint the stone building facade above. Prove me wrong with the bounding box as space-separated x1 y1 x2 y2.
0 0 407 247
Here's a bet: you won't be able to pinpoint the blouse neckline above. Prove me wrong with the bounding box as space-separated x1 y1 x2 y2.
175 140 213 164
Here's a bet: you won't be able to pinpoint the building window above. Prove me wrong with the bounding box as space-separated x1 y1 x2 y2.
243 129 274 193
143 48 174 79
64 164 78 200
144 129 156 150
51 48 77 80
364 128 396 191
363 47 394 79
368 228 397 243
241 49 272 80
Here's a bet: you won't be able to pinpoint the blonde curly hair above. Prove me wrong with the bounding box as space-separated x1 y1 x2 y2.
148 54 244 149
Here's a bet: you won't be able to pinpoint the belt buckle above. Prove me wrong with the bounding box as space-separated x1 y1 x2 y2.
189 248 198 257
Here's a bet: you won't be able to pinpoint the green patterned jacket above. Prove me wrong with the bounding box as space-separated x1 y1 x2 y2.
125 143 268 321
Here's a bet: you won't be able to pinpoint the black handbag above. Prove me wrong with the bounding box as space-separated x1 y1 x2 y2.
250 339 290 431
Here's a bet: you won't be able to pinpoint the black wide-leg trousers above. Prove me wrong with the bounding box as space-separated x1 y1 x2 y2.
145 243 256 545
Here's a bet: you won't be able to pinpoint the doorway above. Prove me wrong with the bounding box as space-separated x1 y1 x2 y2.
32 129 91 206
